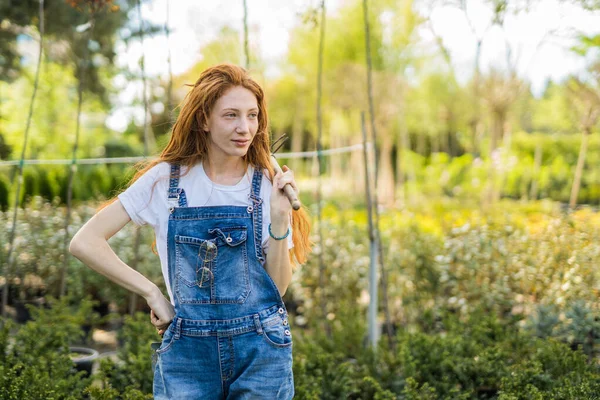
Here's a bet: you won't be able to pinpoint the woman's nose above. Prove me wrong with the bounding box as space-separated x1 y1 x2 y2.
237 117 250 134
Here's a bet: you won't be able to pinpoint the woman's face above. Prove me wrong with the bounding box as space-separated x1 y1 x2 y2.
203 85 259 161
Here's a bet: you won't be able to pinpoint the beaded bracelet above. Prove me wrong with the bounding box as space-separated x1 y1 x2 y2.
268 223 290 240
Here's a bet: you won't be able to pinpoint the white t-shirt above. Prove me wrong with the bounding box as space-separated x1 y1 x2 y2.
117 161 293 305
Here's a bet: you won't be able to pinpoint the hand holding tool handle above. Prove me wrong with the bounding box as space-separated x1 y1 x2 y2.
270 155 301 210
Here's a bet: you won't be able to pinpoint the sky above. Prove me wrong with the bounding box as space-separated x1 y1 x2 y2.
106 0 600 132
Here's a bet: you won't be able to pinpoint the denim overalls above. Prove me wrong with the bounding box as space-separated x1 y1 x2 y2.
151 163 294 399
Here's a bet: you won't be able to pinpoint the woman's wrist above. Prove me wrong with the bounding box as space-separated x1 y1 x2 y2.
143 283 162 302
269 219 289 238
269 222 290 240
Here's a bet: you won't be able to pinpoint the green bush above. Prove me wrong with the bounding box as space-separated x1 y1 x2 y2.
0 295 158 400
94 312 160 395
0 163 132 207
0 295 97 399
498 340 600 399
0 196 164 311
2 197 599 399
398 132 600 204
0 173 9 211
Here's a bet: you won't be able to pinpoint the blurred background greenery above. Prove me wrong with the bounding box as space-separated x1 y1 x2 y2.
1 0 600 398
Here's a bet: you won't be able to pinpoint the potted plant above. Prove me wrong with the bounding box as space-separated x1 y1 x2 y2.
69 346 99 376
13 273 48 323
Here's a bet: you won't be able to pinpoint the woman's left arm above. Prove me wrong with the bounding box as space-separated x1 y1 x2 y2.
265 165 297 296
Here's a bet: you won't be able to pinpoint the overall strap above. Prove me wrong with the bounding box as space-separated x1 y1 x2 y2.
248 167 264 263
167 163 188 208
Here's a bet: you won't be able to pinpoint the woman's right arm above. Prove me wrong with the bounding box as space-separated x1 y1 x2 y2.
69 199 174 326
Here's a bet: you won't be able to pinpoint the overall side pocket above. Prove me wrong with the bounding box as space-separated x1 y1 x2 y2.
155 322 178 355
260 312 293 349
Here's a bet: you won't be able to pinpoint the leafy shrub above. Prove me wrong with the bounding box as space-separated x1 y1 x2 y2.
94 311 160 395
0 295 97 399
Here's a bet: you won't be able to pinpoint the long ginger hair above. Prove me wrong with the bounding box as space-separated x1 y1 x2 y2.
100 64 311 267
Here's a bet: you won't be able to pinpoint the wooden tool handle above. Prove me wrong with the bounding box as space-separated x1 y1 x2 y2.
270 155 301 210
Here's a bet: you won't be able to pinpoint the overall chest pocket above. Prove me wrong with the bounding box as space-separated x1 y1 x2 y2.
174 226 250 304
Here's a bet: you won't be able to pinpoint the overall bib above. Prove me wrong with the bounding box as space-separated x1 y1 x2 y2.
151 163 294 399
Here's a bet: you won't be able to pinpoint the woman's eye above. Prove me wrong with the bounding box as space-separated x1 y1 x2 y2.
226 113 236 118
249 113 258 118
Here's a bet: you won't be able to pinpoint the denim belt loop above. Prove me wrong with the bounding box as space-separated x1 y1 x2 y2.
174 317 182 340
253 314 263 334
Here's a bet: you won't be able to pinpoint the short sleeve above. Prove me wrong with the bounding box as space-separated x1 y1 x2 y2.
117 164 163 227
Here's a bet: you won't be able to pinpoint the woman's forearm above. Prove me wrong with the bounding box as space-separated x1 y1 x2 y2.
264 218 293 296
69 234 160 300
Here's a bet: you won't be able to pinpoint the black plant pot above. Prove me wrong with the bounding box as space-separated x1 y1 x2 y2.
92 300 111 318
14 297 46 323
80 323 93 342
13 301 30 323
69 346 99 377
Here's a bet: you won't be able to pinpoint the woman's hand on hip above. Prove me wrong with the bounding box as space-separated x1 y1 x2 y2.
146 288 175 336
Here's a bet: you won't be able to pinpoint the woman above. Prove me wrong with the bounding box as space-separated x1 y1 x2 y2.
69 63 311 399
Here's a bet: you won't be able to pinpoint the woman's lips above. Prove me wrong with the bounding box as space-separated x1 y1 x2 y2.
232 139 249 147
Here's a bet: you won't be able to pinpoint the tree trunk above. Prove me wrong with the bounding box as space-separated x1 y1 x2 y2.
378 131 395 206
396 119 408 205
291 100 304 173
447 130 454 157
352 137 365 195
569 128 590 209
431 133 439 153
417 132 425 156
490 112 503 154
529 142 542 200
471 38 483 157
470 119 479 156
484 111 507 206
493 121 512 202
330 133 343 192
440 130 449 154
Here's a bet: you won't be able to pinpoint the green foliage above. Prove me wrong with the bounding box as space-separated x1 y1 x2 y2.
401 377 438 400
0 132 12 159
0 295 158 399
292 331 398 399
288 198 600 398
576 0 600 11
293 339 360 399
0 173 9 211
405 73 469 150
1 1 599 397
0 0 139 92
0 163 132 206
0 295 98 399
531 82 575 134
396 131 600 204
524 304 561 338
357 376 398 400
93 312 160 395
498 339 600 399
0 196 163 313
2 197 600 398
291 304 600 399
174 26 244 86
85 385 153 400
